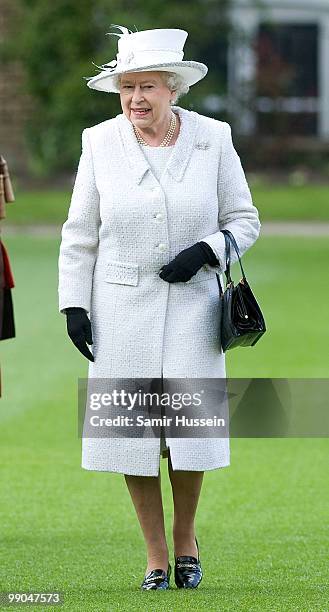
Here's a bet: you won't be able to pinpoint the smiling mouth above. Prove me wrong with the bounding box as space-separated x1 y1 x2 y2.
131 109 151 115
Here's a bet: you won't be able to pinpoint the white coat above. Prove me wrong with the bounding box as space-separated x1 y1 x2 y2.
58 105 261 476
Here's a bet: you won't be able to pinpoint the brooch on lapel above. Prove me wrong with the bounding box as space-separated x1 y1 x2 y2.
195 141 211 150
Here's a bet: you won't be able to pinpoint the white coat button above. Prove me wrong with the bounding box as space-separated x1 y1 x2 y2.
155 213 164 221
158 243 167 252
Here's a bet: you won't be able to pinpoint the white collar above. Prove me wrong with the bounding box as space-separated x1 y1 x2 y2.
116 105 200 184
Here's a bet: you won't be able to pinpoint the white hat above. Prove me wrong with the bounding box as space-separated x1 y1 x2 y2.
85 25 208 94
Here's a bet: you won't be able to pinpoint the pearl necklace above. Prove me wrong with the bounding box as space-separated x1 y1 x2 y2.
133 112 176 147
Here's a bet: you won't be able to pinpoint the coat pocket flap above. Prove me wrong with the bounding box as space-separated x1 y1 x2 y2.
105 260 139 286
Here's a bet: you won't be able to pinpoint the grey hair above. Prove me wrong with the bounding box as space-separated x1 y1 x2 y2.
114 71 189 103
161 72 190 103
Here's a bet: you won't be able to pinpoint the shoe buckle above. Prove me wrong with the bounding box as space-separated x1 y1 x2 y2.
144 572 165 583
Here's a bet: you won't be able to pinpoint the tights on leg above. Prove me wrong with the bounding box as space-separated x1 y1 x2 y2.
167 450 204 558
124 450 204 572
124 471 169 573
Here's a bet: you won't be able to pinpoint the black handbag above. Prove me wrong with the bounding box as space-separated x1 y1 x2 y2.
216 229 266 352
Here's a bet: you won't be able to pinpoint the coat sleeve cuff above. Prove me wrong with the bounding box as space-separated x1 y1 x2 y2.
200 233 226 272
59 302 89 316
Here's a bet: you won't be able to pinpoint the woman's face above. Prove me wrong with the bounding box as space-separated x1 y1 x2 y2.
119 71 175 129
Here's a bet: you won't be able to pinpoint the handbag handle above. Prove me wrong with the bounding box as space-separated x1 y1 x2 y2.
221 229 247 285
216 229 247 296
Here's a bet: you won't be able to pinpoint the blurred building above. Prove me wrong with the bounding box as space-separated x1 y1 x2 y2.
226 0 329 139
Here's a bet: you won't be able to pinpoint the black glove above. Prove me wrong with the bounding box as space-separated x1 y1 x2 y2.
159 241 219 283
65 307 94 362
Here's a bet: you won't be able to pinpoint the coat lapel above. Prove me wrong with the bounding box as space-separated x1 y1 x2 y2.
116 106 200 185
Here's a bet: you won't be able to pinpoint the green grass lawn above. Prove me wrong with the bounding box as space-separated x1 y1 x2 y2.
0 235 328 611
5 183 329 225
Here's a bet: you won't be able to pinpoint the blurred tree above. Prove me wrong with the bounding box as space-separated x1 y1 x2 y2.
3 0 230 175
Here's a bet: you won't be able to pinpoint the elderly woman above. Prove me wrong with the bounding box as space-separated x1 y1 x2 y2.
58 25 261 590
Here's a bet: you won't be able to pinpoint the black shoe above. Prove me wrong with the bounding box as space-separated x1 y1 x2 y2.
174 537 203 589
141 562 172 590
